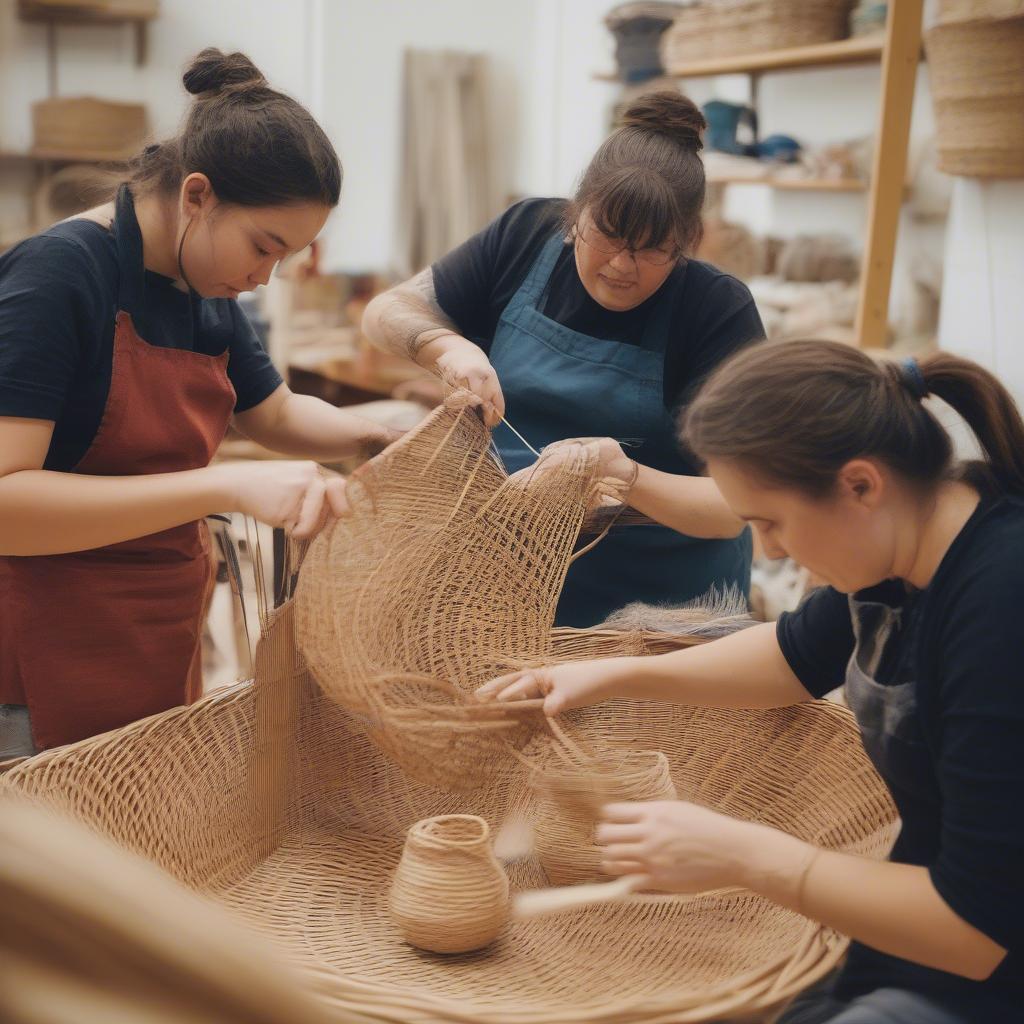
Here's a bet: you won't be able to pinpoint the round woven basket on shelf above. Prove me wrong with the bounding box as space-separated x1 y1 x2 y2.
661 0 854 67
925 14 1024 178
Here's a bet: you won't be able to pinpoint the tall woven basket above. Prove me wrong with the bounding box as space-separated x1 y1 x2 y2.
925 13 1024 177
0 398 898 1023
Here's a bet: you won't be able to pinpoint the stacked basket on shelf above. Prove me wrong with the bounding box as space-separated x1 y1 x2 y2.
925 0 1024 178
661 0 857 66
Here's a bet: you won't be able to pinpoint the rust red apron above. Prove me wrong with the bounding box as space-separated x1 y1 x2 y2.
0 186 236 750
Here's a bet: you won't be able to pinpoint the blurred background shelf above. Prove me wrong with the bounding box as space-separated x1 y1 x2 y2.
707 176 868 192
595 34 887 82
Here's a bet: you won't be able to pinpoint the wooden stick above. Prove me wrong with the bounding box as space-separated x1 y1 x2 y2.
511 874 648 921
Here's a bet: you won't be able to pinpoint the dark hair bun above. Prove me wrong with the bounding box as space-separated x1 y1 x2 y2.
619 91 706 153
183 48 267 97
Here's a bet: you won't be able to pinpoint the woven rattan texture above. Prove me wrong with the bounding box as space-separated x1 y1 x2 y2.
0 396 898 1023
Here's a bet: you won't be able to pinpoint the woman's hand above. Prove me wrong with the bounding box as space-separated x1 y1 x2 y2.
474 657 635 715
596 800 764 893
434 343 505 427
506 438 637 511
218 460 349 540
543 437 637 499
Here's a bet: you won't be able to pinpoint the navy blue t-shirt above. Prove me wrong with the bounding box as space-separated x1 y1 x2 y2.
0 213 282 471
777 495 1024 1015
432 197 765 412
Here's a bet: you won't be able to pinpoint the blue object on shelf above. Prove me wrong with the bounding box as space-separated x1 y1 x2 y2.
754 134 803 163
703 100 758 157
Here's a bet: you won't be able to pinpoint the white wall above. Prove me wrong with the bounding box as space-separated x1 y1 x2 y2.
940 180 1024 403
0 0 315 149
0 0 316 239
317 0 541 273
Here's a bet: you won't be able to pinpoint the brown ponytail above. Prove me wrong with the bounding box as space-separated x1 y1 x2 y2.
563 90 706 254
681 340 1024 499
124 48 341 208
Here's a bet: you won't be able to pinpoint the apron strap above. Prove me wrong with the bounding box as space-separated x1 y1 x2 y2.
509 234 565 317
637 262 682 355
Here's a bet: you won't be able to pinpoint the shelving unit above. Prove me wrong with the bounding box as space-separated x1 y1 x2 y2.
18 1 158 85
596 34 886 81
1 149 128 164
706 175 867 192
597 7 924 348
1 4 156 251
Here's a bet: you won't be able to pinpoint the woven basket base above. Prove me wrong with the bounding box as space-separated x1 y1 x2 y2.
217 824 841 1024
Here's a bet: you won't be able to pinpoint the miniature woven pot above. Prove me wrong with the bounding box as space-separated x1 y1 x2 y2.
533 750 677 886
389 814 510 953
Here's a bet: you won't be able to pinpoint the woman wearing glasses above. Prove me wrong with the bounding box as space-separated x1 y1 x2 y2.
364 92 764 627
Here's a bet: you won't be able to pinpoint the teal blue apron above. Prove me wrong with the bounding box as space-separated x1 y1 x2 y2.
489 234 751 628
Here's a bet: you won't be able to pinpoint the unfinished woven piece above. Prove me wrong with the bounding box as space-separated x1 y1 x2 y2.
0 395 898 1023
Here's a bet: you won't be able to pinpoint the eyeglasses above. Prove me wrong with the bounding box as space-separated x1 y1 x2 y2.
574 222 680 268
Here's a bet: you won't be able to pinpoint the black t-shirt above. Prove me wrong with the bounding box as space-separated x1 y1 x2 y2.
432 198 765 411
0 216 282 471
777 495 1024 1013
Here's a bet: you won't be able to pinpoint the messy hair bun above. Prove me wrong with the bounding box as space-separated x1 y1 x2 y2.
619 91 705 154
182 48 268 97
123 47 341 208
565 89 706 256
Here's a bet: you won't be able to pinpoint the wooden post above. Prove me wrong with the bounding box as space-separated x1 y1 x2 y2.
854 0 924 347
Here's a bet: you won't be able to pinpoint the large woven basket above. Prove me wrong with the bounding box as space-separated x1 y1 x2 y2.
0 398 898 1023
925 13 1024 178
661 0 855 66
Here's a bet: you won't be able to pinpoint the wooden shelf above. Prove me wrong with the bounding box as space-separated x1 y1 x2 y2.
595 34 887 82
18 2 157 66
1 148 128 164
707 175 867 192
18 1 157 25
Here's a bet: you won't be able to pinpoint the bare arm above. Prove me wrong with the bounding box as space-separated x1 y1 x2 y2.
233 383 399 460
478 620 813 713
362 268 505 426
750 832 1007 981
600 801 1006 982
362 267 463 364
629 463 745 539
0 417 343 555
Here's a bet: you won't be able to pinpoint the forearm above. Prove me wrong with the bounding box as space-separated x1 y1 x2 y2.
0 466 229 556
629 464 745 539
362 268 462 364
248 393 398 461
609 622 813 709
741 826 1006 981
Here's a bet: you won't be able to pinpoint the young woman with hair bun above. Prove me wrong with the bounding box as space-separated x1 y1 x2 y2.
0 49 395 754
364 91 766 628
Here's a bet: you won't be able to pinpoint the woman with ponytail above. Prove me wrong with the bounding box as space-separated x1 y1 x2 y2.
479 341 1024 1022
0 49 395 755
364 92 765 627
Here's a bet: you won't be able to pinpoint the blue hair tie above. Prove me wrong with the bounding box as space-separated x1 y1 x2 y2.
899 357 928 401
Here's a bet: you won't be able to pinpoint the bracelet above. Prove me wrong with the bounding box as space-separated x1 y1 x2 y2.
794 847 821 918
622 458 640 502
